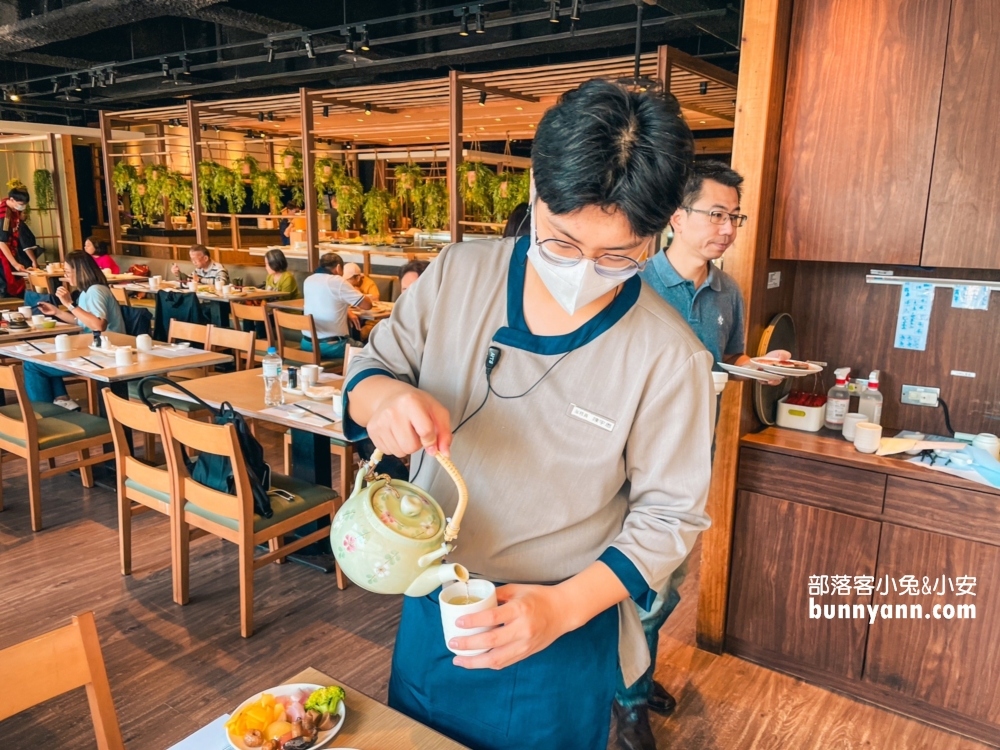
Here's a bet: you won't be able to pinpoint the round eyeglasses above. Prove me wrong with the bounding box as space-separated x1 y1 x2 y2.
535 234 652 280
683 207 748 227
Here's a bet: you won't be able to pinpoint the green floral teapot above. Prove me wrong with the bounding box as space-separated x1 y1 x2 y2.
331 449 470 596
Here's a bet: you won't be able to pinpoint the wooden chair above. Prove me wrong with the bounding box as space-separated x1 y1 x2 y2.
272 309 343 372
109 286 130 306
162 318 211 381
160 408 342 637
0 364 114 531
207 324 256 371
103 390 173 581
0 611 124 750
27 271 51 294
231 302 273 362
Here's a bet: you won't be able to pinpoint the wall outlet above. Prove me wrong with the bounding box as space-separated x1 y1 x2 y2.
767 271 781 289
901 385 940 408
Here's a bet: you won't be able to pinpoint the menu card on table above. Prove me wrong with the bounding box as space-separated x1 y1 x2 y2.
166 714 230 750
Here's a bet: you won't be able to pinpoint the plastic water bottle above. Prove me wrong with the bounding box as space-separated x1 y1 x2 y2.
263 347 284 406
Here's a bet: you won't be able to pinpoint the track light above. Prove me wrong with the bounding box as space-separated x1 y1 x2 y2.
89 70 98 88
71 74 81 91
213 125 221 132
479 91 487 106
180 54 190 75
342 28 355 54
265 40 275 63
322 105 329 117
475 5 486 33
570 0 582 21
359 25 370 51
549 1 560 23
160 57 170 77
459 7 470 36
51 78 60 94
364 102 372 116
258 112 265 122
268 111 274 121
201 123 208 132
107 67 117 85
303 35 315 58
699 81 708 95
246 129 254 139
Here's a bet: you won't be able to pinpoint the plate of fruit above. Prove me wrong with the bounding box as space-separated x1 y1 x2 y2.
225 683 346 750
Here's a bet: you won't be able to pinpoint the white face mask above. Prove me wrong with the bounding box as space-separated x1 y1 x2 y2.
527 183 637 315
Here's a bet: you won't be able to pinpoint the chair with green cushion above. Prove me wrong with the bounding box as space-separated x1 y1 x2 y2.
0 364 114 531
103 390 178 584
160 407 342 637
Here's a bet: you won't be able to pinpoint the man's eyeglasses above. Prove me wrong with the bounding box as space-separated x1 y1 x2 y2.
535 233 652 280
683 207 748 227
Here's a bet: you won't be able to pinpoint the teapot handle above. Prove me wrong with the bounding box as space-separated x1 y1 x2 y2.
366 448 468 542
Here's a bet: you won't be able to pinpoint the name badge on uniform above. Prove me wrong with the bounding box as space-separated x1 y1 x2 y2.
568 403 615 432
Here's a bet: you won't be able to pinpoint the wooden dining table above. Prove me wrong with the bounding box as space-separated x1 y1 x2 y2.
119 282 285 303
0 320 81 342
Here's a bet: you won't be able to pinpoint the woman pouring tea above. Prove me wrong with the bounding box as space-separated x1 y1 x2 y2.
343 80 714 750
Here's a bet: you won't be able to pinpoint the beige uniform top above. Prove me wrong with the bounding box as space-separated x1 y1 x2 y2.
344 237 715 684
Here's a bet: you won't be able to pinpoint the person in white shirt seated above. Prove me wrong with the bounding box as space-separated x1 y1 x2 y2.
302 252 373 359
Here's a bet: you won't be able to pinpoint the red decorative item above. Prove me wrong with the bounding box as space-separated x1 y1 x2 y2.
128 264 151 277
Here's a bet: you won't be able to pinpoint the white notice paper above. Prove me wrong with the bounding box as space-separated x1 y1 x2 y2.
894 282 935 351
151 345 208 358
166 713 230 750
951 285 990 310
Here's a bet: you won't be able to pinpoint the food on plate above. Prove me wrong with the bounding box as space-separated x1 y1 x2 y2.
785 391 827 408
756 357 812 370
227 686 344 749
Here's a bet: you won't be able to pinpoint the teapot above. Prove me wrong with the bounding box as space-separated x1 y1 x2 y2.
331 449 469 596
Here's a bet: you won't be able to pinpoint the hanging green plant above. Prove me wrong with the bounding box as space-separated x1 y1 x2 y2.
235 154 260 178
197 161 222 211
457 161 496 221
249 168 282 209
362 187 393 236
112 162 139 196
413 179 448 232
314 157 344 203
394 164 424 204
32 169 55 211
211 165 246 214
162 171 194 216
334 176 364 231
491 170 530 223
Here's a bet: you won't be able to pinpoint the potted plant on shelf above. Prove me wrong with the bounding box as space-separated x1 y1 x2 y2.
492 170 530 223
249 168 282 209
334 176 364 232
413 179 448 232
32 169 55 211
362 187 393 239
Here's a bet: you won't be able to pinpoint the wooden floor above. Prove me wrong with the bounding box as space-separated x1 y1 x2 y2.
0 419 994 749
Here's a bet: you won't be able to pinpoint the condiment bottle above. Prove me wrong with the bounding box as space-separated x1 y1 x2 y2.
824 367 851 430
858 369 883 425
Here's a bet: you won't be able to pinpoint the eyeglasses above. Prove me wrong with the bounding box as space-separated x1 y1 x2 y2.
534 233 652 280
683 207 748 227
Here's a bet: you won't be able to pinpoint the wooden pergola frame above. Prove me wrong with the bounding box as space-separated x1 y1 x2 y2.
100 46 737 272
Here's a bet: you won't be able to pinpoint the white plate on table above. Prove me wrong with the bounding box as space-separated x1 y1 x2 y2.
749 357 823 377
718 362 778 382
89 344 135 354
225 682 345 750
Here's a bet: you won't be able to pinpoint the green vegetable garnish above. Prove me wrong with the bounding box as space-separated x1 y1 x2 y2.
305 685 346 715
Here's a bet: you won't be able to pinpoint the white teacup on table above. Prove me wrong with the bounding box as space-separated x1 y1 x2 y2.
31 314 45 327
115 347 134 367
439 579 498 657
55 334 71 352
18 305 32 318
149 275 161 291
136 334 153 352
300 364 322 389
853 422 882 454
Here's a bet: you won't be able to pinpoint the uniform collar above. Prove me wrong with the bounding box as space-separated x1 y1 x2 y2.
652 250 721 292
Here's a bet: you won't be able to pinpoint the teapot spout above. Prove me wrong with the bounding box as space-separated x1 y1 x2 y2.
404 563 469 597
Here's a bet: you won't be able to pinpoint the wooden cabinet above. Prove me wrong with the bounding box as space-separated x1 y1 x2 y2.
771 0 950 264
727 491 880 679
921 0 1000 268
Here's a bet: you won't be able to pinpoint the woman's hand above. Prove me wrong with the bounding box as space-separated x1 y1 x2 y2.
449 584 572 670
364 382 452 457
55 286 73 307
37 301 58 316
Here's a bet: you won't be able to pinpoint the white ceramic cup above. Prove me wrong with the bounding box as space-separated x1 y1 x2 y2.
115 347 134 367
149 275 161 291
18 305 32 318
54 334 71 352
712 371 729 396
853 422 882 454
440 579 498 657
842 413 867 441
136 334 153 352
222 284 232 296
972 433 1000 461
101 335 113 350
31 314 45 326
300 364 321 389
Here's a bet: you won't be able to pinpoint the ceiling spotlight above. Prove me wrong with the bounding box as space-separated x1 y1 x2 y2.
51 78 60 94
268 111 274 121
700 81 708 95
364 102 372 116
213 125 221 132
342 28 355 54
179 54 190 75
107 67 117 85
478 91 487 106
70 74 82 91
459 7 470 36
303 35 315 58
359 25 370 51
258 112 265 122
265 40 275 63
89 70 98 88
201 123 208 132
160 57 170 77
2 87 9 101
475 7 486 33
322 105 329 117
549 1 560 23
246 129 255 139
570 0 582 21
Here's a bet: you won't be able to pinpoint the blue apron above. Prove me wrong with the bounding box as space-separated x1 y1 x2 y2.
388 586 618 750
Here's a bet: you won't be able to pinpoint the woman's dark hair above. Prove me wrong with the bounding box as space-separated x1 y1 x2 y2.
398 259 429 281
85 236 109 256
265 248 288 273
531 79 693 238
8 187 29 204
65 250 108 292
503 203 530 238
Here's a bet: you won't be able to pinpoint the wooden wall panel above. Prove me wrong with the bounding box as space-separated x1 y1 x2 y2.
922 0 1000 269
792 262 1000 434
771 0 951 264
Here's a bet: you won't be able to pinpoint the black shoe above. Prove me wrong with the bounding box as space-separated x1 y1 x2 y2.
648 681 677 717
613 701 657 750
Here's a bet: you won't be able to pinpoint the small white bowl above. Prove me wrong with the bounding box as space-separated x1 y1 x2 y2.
712 371 729 395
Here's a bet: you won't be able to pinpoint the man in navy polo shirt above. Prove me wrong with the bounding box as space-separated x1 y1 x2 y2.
613 161 787 750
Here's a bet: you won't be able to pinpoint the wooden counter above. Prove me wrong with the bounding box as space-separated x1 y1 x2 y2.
728 428 1000 745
